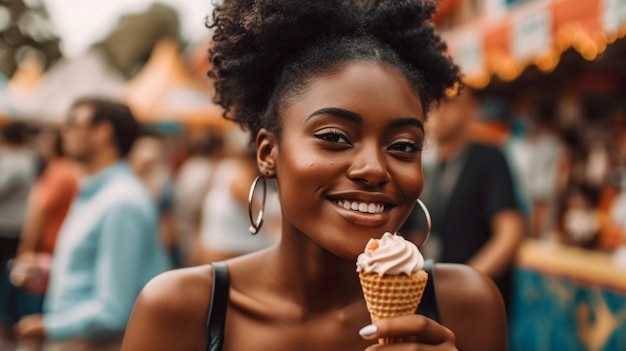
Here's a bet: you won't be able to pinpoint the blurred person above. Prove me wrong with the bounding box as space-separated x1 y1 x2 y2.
0 122 38 349
556 183 601 249
469 97 511 146
584 130 612 190
128 129 179 267
405 89 526 314
192 142 280 265
614 128 626 236
172 130 224 267
596 113 626 251
14 98 171 351
506 103 566 237
552 98 621 249
610 181 626 247
8 128 81 351
14 128 82 271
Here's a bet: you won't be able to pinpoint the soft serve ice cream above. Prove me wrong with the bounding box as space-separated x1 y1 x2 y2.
357 232 429 344
356 232 424 276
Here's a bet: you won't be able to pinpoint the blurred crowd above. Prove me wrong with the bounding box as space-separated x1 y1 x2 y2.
0 100 280 350
500 93 626 251
417 88 626 254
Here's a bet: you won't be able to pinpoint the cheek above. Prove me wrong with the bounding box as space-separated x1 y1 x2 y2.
274 137 345 221
410 164 424 196
276 144 332 199
63 134 78 151
396 164 424 207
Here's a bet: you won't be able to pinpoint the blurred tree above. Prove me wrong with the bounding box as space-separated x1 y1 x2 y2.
93 3 181 79
0 0 62 78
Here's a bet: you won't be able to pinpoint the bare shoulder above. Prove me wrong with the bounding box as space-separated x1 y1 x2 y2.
139 264 214 314
434 263 508 351
434 263 505 313
122 265 215 351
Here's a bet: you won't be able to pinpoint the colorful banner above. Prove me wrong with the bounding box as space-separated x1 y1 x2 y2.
511 5 552 60
440 0 626 88
447 29 484 79
603 0 626 32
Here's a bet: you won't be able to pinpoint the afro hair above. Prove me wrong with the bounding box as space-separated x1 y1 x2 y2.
208 0 461 139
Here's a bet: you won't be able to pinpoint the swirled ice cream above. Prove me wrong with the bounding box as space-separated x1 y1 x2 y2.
357 232 429 344
356 232 424 276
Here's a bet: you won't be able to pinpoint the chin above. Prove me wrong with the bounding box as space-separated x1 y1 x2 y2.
326 234 374 262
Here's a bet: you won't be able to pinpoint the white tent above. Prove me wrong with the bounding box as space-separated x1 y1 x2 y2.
12 49 126 124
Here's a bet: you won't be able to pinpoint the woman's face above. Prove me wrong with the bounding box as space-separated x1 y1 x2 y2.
267 61 425 259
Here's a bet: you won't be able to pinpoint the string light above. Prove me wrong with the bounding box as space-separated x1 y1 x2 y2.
462 21 626 89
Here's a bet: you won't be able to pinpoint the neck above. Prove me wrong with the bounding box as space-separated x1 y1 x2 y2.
85 147 120 175
437 133 469 161
268 232 364 314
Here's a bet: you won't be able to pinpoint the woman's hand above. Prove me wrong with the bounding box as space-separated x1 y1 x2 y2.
359 315 458 350
14 314 46 340
9 253 50 294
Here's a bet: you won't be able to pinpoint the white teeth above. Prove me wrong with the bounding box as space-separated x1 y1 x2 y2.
336 200 385 214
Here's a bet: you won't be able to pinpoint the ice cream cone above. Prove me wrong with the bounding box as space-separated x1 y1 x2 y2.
359 269 428 344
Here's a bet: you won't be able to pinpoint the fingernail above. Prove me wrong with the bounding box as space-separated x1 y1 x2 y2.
359 324 378 337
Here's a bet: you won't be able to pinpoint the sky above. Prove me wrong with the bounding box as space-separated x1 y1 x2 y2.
42 0 215 57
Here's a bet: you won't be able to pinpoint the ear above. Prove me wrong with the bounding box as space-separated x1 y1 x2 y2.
255 128 278 177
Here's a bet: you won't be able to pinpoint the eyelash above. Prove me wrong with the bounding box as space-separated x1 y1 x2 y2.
387 141 422 153
314 129 422 154
313 129 351 144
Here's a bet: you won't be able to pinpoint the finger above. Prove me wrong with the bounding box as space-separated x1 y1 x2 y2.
13 321 26 336
360 315 455 345
13 315 35 335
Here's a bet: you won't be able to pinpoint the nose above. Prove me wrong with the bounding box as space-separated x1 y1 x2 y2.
346 143 390 188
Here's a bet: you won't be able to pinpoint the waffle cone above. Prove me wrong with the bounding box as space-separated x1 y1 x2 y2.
359 270 428 344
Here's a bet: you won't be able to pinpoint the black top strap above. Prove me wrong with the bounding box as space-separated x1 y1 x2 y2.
416 259 440 323
204 260 439 350
206 262 230 351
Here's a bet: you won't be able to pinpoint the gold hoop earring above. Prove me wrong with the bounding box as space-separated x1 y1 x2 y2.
415 199 432 248
248 175 267 235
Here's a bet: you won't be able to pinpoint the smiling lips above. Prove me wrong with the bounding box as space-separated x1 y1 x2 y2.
335 200 385 214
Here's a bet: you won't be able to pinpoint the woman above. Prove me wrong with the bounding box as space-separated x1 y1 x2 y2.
122 0 507 350
9 128 81 351
12 128 81 290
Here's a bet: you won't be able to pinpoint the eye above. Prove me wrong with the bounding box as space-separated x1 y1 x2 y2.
313 128 351 145
387 140 422 154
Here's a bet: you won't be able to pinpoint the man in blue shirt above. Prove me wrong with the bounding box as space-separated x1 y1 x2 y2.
14 97 171 350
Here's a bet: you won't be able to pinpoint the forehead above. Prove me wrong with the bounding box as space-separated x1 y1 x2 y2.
69 104 95 124
282 61 424 121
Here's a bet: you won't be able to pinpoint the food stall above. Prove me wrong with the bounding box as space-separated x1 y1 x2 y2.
511 239 626 350
436 0 626 349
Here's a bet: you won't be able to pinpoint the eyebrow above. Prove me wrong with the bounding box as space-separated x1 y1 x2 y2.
307 107 362 124
307 107 424 132
388 117 424 132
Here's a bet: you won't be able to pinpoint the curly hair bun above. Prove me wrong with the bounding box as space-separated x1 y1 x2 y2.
209 0 460 137
363 0 457 105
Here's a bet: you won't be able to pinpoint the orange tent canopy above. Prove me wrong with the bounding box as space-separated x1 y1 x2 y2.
124 39 232 130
